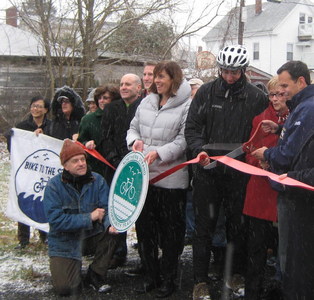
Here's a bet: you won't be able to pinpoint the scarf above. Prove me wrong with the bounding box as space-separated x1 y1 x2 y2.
276 110 290 124
219 71 246 98
62 165 94 193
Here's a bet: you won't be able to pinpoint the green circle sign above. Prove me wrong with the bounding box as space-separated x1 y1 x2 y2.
108 151 149 232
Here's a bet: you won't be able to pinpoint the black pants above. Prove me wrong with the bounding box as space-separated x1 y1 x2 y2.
283 195 314 300
50 229 119 296
245 216 276 300
136 186 187 281
18 222 47 243
192 168 248 284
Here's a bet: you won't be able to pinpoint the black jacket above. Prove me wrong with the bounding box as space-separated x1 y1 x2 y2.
48 86 85 140
5 115 51 152
185 76 269 160
99 97 142 182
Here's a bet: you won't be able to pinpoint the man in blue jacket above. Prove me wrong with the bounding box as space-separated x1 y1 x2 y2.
252 60 314 300
44 139 119 296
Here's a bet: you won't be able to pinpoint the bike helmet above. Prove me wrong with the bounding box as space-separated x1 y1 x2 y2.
216 45 249 70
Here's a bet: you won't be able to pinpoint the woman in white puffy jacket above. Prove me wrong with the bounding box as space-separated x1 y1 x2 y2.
127 61 191 298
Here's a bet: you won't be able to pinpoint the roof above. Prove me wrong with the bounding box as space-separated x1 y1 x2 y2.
0 23 45 57
203 1 298 42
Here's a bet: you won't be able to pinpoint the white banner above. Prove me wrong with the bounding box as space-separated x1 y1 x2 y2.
6 129 63 232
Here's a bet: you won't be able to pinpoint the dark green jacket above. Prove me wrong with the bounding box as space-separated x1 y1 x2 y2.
78 108 107 178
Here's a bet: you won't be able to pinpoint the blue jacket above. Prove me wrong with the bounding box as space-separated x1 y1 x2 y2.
264 84 314 175
43 172 110 260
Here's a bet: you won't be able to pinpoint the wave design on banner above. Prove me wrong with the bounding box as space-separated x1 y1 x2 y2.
14 149 62 223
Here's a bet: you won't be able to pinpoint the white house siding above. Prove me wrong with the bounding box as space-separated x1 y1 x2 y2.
204 0 314 74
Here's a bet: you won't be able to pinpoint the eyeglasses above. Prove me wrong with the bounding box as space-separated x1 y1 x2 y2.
221 69 242 77
99 95 112 100
31 104 44 109
268 92 285 98
57 96 70 104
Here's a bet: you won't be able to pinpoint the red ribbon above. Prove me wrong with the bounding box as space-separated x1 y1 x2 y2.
211 155 314 192
75 141 116 170
75 121 314 192
149 155 207 185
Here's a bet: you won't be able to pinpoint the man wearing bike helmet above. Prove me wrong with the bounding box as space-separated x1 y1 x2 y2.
185 45 268 300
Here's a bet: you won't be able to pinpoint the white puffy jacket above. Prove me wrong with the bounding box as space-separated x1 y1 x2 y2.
127 79 191 189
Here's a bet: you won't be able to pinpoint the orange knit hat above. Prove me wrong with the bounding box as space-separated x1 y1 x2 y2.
60 139 86 165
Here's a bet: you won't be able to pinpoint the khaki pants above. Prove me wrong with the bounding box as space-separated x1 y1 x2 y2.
50 229 119 295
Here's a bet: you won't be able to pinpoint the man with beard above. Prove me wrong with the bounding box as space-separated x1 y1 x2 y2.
185 45 268 300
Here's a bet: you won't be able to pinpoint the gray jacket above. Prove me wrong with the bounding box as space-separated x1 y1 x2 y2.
127 79 191 189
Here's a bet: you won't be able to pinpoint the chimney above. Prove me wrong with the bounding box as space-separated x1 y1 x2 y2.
255 0 262 15
6 7 18 28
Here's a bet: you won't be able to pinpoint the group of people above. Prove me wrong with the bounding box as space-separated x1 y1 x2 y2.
6 44 314 300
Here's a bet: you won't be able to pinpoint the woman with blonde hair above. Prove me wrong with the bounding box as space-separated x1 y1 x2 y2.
244 76 289 299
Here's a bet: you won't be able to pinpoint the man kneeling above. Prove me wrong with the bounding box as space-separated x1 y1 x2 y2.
44 139 119 295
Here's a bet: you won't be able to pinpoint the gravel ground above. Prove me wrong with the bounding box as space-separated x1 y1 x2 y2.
0 140 282 300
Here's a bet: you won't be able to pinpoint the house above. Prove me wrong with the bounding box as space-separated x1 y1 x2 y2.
0 7 146 133
202 0 314 75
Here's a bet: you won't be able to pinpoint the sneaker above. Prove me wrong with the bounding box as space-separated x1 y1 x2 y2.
226 274 245 297
193 282 211 300
85 267 112 293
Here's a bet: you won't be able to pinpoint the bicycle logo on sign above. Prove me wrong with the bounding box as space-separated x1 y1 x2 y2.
120 177 136 200
33 177 50 193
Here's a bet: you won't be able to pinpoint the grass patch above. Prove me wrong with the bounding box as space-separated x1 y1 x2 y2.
0 213 48 255
0 213 17 253
17 266 44 280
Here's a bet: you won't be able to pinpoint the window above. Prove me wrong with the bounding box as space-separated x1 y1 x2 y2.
287 43 293 61
308 16 313 23
253 43 259 60
300 13 306 24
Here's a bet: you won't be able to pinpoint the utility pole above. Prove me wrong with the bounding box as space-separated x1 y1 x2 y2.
238 0 245 45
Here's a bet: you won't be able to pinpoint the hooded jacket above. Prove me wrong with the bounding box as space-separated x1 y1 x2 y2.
48 86 85 140
127 79 191 189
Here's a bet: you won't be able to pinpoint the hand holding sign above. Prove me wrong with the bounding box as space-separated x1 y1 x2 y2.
132 140 143 153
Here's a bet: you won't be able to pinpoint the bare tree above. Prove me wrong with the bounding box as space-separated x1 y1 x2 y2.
11 0 228 99
161 0 227 59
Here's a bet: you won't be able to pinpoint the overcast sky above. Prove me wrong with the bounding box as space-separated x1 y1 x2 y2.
0 0 264 51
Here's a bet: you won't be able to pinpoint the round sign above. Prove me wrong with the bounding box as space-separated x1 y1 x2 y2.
196 51 216 69
108 151 149 232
